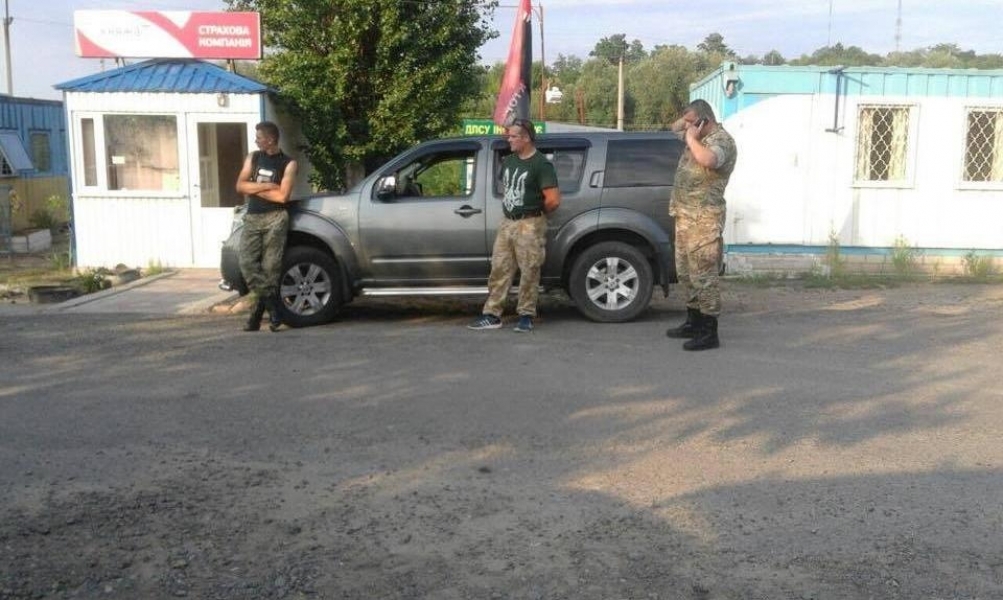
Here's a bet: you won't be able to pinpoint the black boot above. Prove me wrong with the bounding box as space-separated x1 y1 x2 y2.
265 295 283 332
684 314 719 351
666 307 702 339
243 297 266 331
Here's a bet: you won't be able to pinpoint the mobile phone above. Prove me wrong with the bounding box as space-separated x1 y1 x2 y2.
694 117 708 128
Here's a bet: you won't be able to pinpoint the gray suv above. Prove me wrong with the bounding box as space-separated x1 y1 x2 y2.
219 131 683 328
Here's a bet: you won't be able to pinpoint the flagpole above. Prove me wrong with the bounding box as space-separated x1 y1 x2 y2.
493 2 544 126
537 3 545 122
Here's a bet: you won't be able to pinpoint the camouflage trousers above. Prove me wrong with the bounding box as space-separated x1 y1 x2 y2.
674 208 725 316
482 215 547 318
239 210 289 299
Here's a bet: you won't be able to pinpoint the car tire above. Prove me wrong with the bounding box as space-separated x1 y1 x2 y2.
276 246 342 328
568 241 654 323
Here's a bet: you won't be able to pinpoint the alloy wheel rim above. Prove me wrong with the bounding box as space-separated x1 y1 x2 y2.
584 256 639 311
280 262 333 316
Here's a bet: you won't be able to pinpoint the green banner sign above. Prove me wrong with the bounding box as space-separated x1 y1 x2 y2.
461 119 545 136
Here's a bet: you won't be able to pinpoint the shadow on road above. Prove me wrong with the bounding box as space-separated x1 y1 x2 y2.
1 283 1001 598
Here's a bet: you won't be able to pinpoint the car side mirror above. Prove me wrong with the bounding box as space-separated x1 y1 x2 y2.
376 175 397 199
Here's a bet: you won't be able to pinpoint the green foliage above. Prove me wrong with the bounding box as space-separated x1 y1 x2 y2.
823 230 846 278
24 194 68 232
961 250 996 280
49 250 71 271
590 34 646 64
697 33 736 58
75 269 109 294
551 54 584 86
226 0 497 191
889 235 923 276
28 208 58 232
146 259 166 276
762 50 786 66
803 271 890 289
46 194 69 223
509 35 1001 132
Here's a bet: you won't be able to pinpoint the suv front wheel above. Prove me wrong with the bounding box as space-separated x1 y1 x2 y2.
569 241 654 323
276 246 342 328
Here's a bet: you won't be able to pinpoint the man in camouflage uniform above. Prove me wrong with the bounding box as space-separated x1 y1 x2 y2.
236 121 298 332
468 118 561 333
666 100 737 351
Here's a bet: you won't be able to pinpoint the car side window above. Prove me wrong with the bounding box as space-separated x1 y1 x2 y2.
393 149 477 199
605 139 683 188
493 145 588 194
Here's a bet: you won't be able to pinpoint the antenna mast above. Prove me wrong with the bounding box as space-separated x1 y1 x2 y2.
895 0 903 53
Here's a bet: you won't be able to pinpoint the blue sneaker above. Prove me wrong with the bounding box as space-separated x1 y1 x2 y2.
468 314 503 330
513 315 534 333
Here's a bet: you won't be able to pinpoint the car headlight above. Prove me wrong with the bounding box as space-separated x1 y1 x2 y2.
230 204 247 233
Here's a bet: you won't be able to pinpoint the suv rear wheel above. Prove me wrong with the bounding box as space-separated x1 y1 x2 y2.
277 246 342 328
569 241 653 323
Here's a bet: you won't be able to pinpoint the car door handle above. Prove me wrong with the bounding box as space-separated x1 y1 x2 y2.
590 171 604 188
454 206 483 217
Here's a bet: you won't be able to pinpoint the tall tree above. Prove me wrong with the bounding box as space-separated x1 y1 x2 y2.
590 34 646 64
226 0 497 190
551 54 584 87
762 50 786 66
628 45 703 129
697 33 735 58
790 43 882 67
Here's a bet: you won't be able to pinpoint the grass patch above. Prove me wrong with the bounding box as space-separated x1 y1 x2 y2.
961 250 997 281
145 260 167 276
728 272 791 288
802 272 901 289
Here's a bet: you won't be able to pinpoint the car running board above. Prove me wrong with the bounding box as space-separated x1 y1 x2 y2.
359 286 543 297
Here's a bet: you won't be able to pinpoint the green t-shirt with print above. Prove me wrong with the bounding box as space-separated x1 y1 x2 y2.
501 151 558 218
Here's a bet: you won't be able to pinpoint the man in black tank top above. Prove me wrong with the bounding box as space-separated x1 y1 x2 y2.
236 121 298 332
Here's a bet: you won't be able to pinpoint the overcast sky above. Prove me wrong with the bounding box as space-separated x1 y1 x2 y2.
9 0 1002 101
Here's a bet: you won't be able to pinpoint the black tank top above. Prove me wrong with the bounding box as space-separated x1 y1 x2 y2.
246 150 292 214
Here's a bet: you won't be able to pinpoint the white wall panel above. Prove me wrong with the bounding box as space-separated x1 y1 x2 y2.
73 194 194 268
723 93 1003 250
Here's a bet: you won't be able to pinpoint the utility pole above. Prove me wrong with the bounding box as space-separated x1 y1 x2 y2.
616 53 624 131
2 0 12 95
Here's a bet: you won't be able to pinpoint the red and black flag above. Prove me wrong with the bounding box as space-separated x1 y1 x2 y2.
493 0 532 126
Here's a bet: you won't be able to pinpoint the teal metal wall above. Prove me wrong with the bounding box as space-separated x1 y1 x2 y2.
692 64 1003 121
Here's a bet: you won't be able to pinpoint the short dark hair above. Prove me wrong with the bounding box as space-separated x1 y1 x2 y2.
685 100 716 123
256 121 280 141
508 117 536 141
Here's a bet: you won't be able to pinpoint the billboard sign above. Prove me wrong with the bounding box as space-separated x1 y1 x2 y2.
74 11 261 60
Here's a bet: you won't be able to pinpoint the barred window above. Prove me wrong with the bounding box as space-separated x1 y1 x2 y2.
963 108 1003 183
30 132 51 173
855 105 912 183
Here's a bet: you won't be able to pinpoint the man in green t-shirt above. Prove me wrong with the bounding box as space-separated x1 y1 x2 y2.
468 118 561 333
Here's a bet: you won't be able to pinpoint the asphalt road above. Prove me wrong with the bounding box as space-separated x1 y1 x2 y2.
1 283 1001 599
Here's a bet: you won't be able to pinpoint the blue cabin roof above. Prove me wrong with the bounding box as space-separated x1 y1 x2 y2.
55 58 270 94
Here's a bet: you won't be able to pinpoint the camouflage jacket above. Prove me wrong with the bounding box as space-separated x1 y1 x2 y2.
669 126 737 218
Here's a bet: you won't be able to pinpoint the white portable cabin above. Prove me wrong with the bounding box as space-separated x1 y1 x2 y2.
691 63 1003 271
56 59 311 268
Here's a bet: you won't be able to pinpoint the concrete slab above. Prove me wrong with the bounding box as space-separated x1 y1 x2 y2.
45 269 236 315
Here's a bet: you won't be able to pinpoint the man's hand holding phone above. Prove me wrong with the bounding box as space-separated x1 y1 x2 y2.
685 117 707 143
